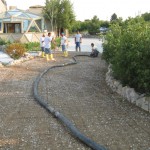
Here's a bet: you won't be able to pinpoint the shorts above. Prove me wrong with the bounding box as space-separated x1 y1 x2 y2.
41 47 45 52
76 42 81 48
62 45 66 52
45 48 52 54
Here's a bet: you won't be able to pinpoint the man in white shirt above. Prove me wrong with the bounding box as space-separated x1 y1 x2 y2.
61 32 68 57
75 31 82 52
44 32 55 61
40 34 45 57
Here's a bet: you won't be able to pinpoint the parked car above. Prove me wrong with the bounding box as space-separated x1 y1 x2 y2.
99 27 108 33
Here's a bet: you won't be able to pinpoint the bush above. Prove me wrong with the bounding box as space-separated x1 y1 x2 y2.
102 17 150 94
24 42 40 51
0 38 7 45
6 43 26 59
0 38 11 45
51 37 61 50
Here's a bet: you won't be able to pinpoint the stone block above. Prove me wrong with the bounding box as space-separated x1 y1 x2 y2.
136 97 144 108
142 97 149 112
129 88 139 104
116 84 123 95
145 97 150 113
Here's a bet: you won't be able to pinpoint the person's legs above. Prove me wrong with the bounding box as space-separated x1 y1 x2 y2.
78 42 81 52
76 42 81 52
64 45 68 57
62 45 68 57
49 48 56 61
45 48 50 61
75 42 78 52
41 47 45 57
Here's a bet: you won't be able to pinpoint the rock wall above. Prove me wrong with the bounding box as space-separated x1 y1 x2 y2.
106 64 150 113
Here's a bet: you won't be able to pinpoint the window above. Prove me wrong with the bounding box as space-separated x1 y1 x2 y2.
3 23 21 33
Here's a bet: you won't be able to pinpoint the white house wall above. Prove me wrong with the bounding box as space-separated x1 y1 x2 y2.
0 0 7 13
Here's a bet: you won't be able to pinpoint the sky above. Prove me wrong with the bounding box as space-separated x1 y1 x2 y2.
6 0 150 21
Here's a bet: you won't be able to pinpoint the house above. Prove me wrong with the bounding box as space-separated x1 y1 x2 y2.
0 7 44 33
0 7 45 43
0 0 7 13
28 5 55 34
28 5 43 15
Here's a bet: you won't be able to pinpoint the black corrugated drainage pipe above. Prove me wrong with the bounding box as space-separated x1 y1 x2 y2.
33 54 107 150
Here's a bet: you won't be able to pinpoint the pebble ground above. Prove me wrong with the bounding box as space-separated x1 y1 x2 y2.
0 52 150 150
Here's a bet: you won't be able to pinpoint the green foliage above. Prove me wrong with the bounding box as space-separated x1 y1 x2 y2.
110 13 118 22
57 0 75 30
102 17 150 94
100 21 110 28
51 37 61 49
70 21 82 33
87 16 101 35
0 38 7 45
43 0 75 32
43 0 60 31
142 12 150 21
24 42 40 51
6 43 26 59
70 17 112 35
0 38 11 45
102 23 122 63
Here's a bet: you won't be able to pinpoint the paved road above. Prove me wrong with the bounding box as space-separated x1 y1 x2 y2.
0 52 150 150
67 38 103 53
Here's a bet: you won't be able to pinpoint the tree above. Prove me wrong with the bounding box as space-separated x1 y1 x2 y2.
71 21 81 33
43 0 59 31
110 13 118 22
43 0 75 35
142 12 150 21
100 21 110 28
87 15 101 35
70 19 92 33
57 0 75 33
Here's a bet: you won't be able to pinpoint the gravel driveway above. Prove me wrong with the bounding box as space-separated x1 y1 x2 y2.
0 52 150 150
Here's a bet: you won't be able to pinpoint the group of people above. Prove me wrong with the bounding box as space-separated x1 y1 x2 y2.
40 31 99 62
40 32 70 61
40 32 56 61
74 31 99 57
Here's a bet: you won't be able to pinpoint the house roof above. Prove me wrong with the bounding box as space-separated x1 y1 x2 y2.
0 8 42 21
29 5 44 8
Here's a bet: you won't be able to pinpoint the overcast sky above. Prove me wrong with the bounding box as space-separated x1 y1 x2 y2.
6 0 150 21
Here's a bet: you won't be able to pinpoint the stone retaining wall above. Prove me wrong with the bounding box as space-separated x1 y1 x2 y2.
106 64 150 113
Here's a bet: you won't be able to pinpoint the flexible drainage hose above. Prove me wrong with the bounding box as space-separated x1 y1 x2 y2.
33 54 107 150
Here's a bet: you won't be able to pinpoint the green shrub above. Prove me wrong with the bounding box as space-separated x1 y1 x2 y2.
24 42 40 51
6 43 26 59
0 38 7 45
102 17 150 94
0 38 11 45
51 37 61 50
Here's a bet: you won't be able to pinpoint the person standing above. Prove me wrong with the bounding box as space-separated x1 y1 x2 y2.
61 32 68 57
40 33 45 58
44 32 55 61
75 31 82 52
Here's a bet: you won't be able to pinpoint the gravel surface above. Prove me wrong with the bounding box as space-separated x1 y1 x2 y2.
0 52 150 150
